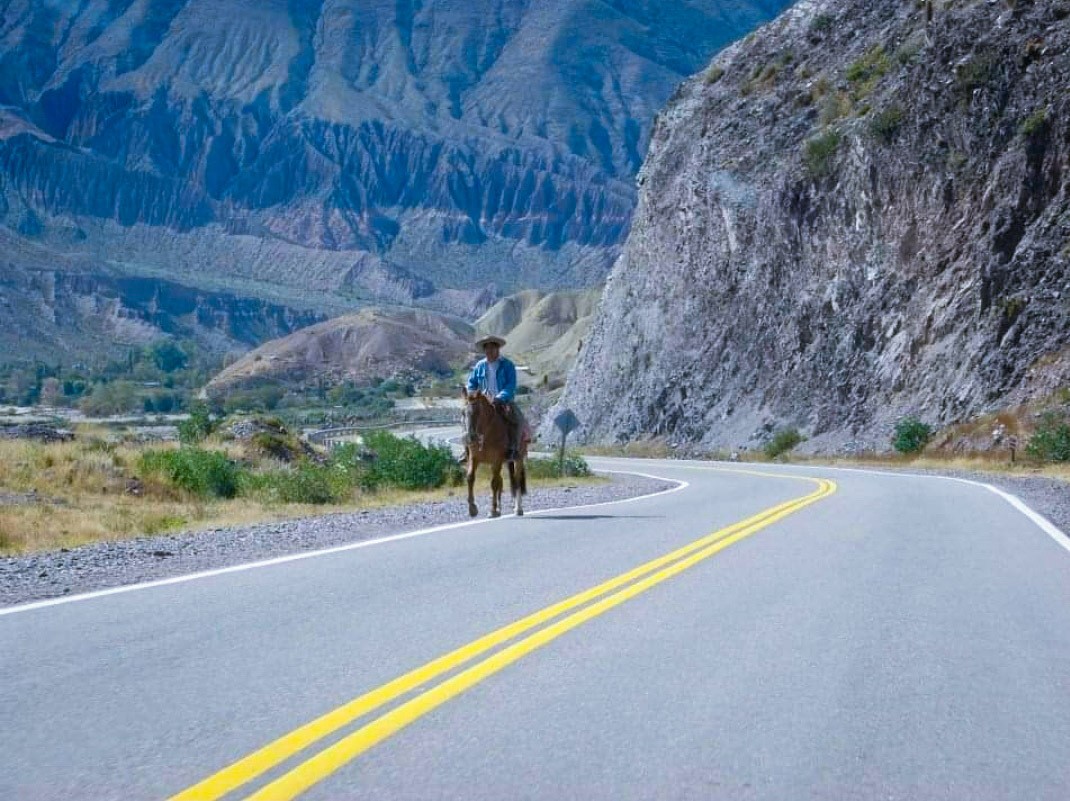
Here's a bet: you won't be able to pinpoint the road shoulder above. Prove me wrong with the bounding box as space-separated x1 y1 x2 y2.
0 474 674 608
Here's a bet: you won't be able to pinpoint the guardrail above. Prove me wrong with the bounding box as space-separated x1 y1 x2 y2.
307 419 458 449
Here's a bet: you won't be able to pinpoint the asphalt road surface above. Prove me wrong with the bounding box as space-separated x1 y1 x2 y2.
3 458 1069 800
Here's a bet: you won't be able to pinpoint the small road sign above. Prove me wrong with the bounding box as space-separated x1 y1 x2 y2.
553 409 581 475
553 409 581 437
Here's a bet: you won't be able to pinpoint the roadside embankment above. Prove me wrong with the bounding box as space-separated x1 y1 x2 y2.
0 473 674 607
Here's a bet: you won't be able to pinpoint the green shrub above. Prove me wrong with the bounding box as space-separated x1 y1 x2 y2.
1026 412 1070 462
363 431 461 490
141 448 242 499
242 464 349 505
764 428 805 459
178 404 215 445
845 45 889 98
1019 108 1048 138
804 129 842 178
810 13 835 33
526 453 593 479
251 430 301 461
330 443 382 491
869 103 904 143
892 416 932 454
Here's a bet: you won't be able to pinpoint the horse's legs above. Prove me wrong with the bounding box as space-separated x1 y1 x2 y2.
513 461 524 516
467 456 479 518
490 462 503 518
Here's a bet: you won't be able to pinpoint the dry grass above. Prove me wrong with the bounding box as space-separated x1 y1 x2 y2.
579 439 675 459
0 437 603 555
764 450 1070 483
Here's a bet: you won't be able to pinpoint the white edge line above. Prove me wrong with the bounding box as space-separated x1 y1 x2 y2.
591 457 1070 555
0 471 688 618
980 482 1070 555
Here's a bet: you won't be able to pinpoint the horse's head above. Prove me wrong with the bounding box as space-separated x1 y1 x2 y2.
461 387 494 443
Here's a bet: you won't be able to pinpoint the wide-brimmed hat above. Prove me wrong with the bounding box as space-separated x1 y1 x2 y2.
475 335 506 351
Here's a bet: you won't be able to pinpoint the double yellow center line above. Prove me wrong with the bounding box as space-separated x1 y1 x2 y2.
171 471 835 801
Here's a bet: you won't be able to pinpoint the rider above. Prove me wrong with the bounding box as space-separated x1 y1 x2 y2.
467 335 521 461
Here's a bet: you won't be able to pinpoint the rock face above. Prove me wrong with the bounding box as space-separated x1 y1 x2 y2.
0 0 789 363
552 0 1070 452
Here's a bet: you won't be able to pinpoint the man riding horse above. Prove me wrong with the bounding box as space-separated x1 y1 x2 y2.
466 335 521 462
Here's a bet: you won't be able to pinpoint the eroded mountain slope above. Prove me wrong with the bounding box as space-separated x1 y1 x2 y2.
0 0 789 363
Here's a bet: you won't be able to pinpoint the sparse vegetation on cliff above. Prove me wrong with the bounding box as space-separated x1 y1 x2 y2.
804 129 842 177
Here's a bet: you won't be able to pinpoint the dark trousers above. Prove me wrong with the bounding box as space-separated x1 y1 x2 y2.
497 403 521 456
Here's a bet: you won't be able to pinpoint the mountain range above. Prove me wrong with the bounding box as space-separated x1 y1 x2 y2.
0 0 788 363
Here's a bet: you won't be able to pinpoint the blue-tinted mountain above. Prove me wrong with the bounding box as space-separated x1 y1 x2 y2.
0 0 789 360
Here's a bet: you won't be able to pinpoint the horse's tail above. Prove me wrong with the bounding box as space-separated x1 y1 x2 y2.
509 458 527 497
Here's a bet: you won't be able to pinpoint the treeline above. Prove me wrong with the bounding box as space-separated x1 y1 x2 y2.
0 341 219 415
211 377 414 416
0 341 420 421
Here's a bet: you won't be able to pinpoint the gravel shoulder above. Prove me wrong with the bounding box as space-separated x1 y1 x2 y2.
0 473 675 608
915 468 1070 539
812 462 1070 542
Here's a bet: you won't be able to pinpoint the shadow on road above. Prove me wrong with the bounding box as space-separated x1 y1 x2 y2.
531 514 659 521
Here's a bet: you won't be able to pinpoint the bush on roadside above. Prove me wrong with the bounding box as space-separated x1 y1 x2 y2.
892 416 932 454
178 404 215 445
140 447 241 499
526 453 592 479
330 443 381 491
362 431 462 490
241 463 350 505
1026 412 1070 462
764 428 805 459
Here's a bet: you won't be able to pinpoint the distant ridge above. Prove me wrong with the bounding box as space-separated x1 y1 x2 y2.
0 0 791 364
477 289 600 383
207 308 474 393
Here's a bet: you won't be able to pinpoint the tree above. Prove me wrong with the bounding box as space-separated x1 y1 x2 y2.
80 381 140 416
149 341 189 373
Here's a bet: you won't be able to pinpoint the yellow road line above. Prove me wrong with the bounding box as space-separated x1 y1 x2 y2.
170 472 833 801
246 478 835 800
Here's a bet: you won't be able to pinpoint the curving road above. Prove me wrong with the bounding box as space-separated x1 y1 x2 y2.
2 457 1069 800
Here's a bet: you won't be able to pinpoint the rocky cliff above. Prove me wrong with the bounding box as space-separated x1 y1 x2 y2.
553 0 1070 452
0 0 789 364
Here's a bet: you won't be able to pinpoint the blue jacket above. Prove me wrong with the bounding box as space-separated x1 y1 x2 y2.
467 357 517 403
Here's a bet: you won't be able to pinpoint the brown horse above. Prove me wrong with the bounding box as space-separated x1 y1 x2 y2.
461 389 527 518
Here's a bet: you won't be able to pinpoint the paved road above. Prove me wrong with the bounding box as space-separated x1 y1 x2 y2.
2 458 1069 800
